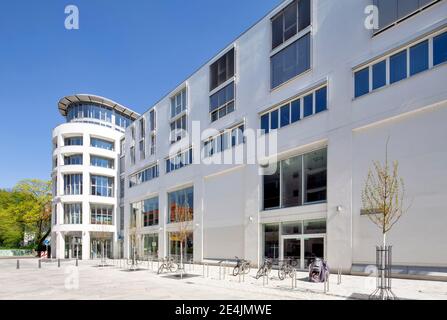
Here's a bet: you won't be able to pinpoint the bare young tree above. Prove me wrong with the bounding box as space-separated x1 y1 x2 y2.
173 200 193 276
361 138 409 247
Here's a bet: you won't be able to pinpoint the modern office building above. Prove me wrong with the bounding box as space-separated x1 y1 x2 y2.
51 94 139 260
121 0 447 279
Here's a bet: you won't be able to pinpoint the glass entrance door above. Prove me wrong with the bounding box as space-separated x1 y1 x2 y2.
283 238 301 268
304 237 324 269
64 236 82 259
281 236 325 270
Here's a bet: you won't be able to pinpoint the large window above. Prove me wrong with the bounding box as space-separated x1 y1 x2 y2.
168 187 193 223
354 31 446 98
142 197 159 227
64 136 83 146
263 225 279 260
63 174 83 195
203 124 244 158
170 114 187 143
374 0 439 32
263 148 326 210
210 48 235 91
271 33 311 89
90 175 114 197
91 156 114 169
90 137 114 151
143 234 159 258
210 82 235 122
171 88 187 118
261 85 326 133
66 102 132 129
166 148 193 173
64 203 82 224
271 0 310 49
64 154 83 165
129 164 159 187
90 204 113 225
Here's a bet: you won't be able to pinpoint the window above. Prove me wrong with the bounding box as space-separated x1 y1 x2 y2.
168 187 193 223
210 48 235 91
129 164 159 187
119 205 124 233
149 109 156 131
170 114 187 143
64 203 82 224
261 85 326 133
374 0 439 32
142 197 159 227
90 137 114 151
354 67 369 98
433 31 447 66
166 148 193 173
171 89 187 118
271 0 311 49
271 33 311 89
64 136 83 146
282 222 302 235
139 118 145 139
390 50 407 84
203 124 244 158
303 219 326 234
410 40 429 76
210 82 235 122
143 234 159 257
130 146 135 165
90 204 113 225
120 139 125 155
63 174 83 195
263 224 279 260
91 156 114 169
139 139 145 160
64 154 83 165
90 175 114 197
372 60 387 90
263 148 327 210
150 135 156 156
119 178 124 199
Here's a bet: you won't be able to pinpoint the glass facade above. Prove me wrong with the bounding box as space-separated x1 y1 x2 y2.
63 174 83 195
142 197 159 227
64 136 83 146
90 156 114 169
90 175 114 197
66 102 133 129
168 187 193 223
91 138 114 151
64 154 83 165
63 203 82 224
90 204 113 225
143 233 159 258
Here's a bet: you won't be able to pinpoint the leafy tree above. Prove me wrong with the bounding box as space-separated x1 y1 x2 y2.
0 190 27 247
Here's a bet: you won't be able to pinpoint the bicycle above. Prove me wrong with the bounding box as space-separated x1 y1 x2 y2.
157 256 179 274
256 258 273 279
278 259 297 280
233 256 251 276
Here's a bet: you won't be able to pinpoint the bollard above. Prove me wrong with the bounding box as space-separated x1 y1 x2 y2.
263 274 265 286
243 271 245 282
219 265 222 280
238 272 241 283
58 259 60 268
38 259 41 269
16 260 20 269
207 264 209 278
151 259 154 271
337 267 342 285
76 258 78 267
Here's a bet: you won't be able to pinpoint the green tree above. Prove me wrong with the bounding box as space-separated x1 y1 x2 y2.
0 190 26 247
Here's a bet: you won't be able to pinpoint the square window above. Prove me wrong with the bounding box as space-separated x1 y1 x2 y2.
390 50 407 84
410 40 429 76
372 60 387 90
354 67 369 98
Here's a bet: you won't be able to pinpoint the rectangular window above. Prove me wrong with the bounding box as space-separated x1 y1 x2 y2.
263 148 327 210
90 204 113 225
270 109 279 130
271 33 311 89
410 40 429 76
263 224 279 260
64 136 83 146
168 187 194 223
63 174 83 195
90 137 114 151
120 138 125 156
210 48 235 91
119 205 124 232
303 93 313 117
64 203 82 224
64 154 83 165
282 222 302 235
139 139 145 160
171 88 187 118
203 124 244 158
90 175 114 197
433 31 447 66
280 104 290 128
150 134 156 156
139 118 145 139
291 100 300 123
119 178 124 199
372 60 387 90
210 82 235 122
149 109 156 131
390 50 407 84
166 148 193 173
170 114 187 143
130 146 135 165
129 164 159 187
315 86 327 113
143 234 159 258
142 197 159 227
354 67 369 98
303 219 326 234
91 156 114 169
261 114 270 134
271 0 310 50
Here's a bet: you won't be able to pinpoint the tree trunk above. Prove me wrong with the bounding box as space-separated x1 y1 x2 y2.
180 240 183 279
381 232 387 300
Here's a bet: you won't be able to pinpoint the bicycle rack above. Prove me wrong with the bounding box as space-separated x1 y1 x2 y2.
337 266 342 285
291 268 296 289
324 272 330 293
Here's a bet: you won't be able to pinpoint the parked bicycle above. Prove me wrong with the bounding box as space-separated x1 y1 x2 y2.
256 258 273 279
157 256 179 274
233 256 251 276
278 259 297 280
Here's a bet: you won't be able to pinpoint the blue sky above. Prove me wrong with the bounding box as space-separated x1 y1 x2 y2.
0 0 281 189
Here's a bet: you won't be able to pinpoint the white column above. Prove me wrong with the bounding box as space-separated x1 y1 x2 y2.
82 231 90 260
57 231 65 259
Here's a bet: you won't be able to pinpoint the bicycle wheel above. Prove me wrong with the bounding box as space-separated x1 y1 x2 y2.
169 263 178 273
243 263 251 275
233 266 239 276
278 267 286 280
256 267 264 279
157 264 165 274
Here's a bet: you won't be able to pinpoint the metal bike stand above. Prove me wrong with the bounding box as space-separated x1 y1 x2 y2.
75 258 78 267
324 273 330 293
58 259 61 268
38 259 41 269
337 267 342 285
16 260 20 269
291 269 296 289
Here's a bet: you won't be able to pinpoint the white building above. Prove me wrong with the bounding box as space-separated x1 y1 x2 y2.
51 94 139 260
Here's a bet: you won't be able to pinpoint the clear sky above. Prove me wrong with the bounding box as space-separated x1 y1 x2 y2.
0 0 281 189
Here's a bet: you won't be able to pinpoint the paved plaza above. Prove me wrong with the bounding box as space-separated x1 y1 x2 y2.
0 258 446 300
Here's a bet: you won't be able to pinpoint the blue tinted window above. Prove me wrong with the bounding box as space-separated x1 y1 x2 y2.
270 109 279 130
261 114 269 134
315 87 327 113
303 94 313 117
390 50 407 84
372 60 386 90
291 100 300 123
280 104 290 128
433 31 447 66
410 40 429 76
354 67 369 98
